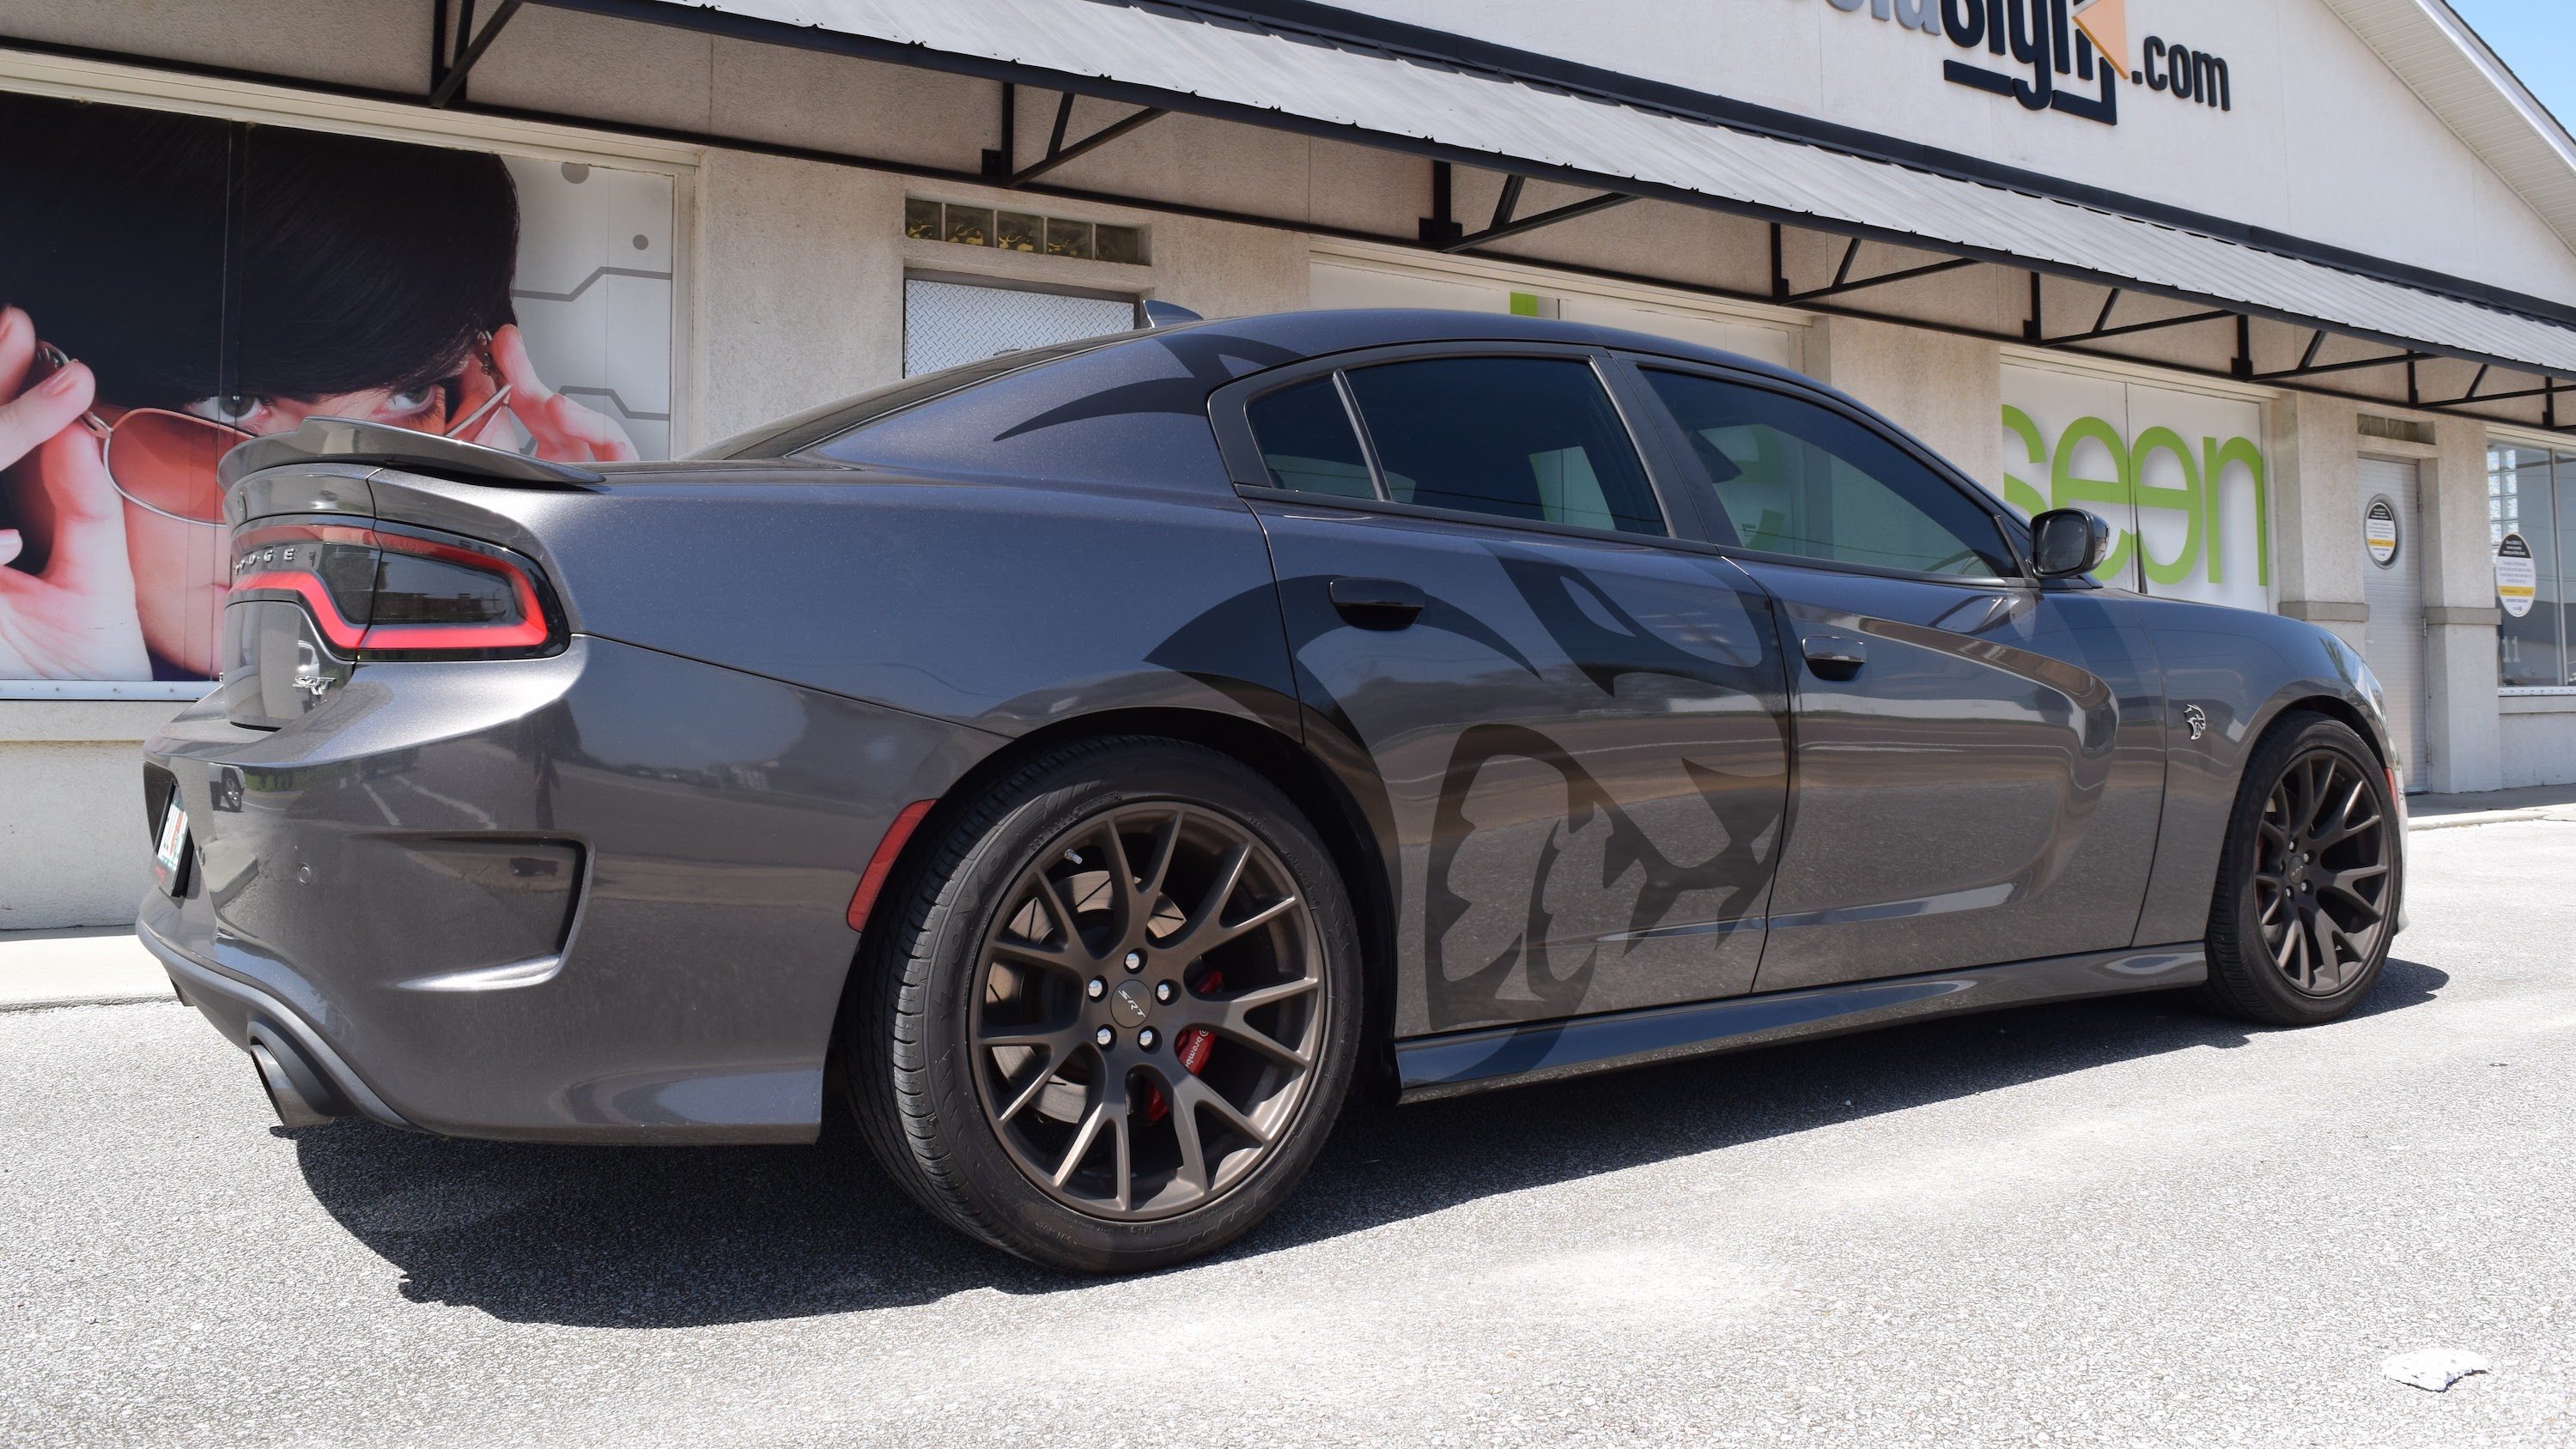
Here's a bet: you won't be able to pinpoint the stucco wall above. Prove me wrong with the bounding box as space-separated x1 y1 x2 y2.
1807 315 2005 492
0 704 184 931
2499 700 2576 788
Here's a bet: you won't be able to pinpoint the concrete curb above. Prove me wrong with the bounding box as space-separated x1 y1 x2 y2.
0 929 177 1013
2409 809 2576 832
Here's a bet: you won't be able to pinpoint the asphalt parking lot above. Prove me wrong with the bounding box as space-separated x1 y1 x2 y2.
4 819 2571 1447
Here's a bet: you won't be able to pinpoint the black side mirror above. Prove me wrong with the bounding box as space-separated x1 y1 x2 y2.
2029 507 2111 579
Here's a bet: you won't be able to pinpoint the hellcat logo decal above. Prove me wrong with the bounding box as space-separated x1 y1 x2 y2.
1826 0 2233 128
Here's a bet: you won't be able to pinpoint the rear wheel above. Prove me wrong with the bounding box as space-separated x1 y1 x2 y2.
844 737 1361 1272
2200 712 2400 1025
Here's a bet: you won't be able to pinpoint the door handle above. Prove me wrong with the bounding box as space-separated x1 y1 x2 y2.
1328 577 1425 630
1801 633 1867 681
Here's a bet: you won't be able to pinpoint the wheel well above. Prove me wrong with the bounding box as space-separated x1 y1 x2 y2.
862 707 1402 1097
2273 695 2387 770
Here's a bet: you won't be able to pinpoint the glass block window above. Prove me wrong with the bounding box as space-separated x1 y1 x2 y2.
908 200 1145 264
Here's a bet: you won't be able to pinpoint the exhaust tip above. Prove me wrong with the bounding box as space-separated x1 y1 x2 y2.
246 1025 350 1128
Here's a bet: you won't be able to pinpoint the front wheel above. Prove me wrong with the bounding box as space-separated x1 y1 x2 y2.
2199 711 2402 1025
844 737 1363 1272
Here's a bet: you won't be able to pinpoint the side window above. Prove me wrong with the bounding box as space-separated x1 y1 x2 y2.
1642 368 2018 579
1341 357 1665 536
1243 376 1376 499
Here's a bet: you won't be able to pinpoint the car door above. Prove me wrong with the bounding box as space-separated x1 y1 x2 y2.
1208 344 1793 1039
1626 361 2168 992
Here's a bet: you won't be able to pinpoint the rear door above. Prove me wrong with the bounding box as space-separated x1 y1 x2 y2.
1210 344 1792 1038
1627 361 2168 991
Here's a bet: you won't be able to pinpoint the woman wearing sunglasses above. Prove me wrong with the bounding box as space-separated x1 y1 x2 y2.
0 97 636 683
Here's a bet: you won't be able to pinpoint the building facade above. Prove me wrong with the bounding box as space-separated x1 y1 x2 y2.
3 0 2573 927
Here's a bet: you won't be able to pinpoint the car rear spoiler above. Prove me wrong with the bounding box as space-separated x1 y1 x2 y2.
216 416 605 490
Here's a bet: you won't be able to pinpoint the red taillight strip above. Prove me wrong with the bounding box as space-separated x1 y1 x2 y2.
230 524 553 655
232 571 369 651
847 799 938 934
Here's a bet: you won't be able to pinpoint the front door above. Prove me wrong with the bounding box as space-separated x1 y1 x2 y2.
1629 362 2168 991
1213 347 1794 1038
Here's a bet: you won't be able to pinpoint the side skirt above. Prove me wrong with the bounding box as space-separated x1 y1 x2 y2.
1394 944 2206 1102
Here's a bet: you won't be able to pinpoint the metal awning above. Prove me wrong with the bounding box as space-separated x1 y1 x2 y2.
607 0 2576 378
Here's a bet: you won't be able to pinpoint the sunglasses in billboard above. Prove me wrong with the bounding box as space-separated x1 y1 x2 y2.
31 339 513 528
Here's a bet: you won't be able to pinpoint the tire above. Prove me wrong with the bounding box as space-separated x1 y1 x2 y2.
2198 710 2403 1026
843 736 1363 1272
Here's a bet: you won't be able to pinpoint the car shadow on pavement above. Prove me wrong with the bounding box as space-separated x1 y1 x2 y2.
289 957 2445 1326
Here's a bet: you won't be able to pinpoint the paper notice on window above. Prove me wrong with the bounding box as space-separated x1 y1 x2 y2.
2496 533 2537 618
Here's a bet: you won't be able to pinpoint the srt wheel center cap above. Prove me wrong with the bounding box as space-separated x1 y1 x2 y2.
1109 979 1152 1028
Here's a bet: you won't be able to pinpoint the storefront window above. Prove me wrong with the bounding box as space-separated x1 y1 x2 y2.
2491 446 2567 687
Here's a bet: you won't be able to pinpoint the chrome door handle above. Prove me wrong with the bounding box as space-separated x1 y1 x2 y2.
1801 633 1867 681
1328 577 1425 630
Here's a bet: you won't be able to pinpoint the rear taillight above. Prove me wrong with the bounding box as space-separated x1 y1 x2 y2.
229 519 562 660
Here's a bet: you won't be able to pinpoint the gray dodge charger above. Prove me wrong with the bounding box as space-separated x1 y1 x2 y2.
141 310 2403 1271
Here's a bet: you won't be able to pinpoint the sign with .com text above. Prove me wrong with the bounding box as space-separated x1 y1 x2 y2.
1995 364 2271 613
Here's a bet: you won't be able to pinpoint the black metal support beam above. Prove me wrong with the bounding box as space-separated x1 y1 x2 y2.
2253 349 2432 383
981 82 1017 177
7 30 2570 437
428 0 522 108
2433 376 2557 406
2034 305 2233 348
1832 238 1863 290
1787 254 1980 304
2234 313 2252 379
2299 328 2328 372
1488 174 1525 233
1007 98 1166 186
1442 190 1632 252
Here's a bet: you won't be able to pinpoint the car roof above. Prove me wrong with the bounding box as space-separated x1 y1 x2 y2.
1160 307 1816 391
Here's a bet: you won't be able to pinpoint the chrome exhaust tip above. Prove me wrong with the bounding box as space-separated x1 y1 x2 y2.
246 1024 350 1128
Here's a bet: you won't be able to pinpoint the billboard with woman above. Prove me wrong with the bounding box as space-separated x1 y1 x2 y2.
0 92 671 688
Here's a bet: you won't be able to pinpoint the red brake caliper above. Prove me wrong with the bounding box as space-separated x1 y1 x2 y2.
1144 972 1219 1124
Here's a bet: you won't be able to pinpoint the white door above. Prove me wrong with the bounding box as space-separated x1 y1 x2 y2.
902 278 1137 377
2357 457 2427 786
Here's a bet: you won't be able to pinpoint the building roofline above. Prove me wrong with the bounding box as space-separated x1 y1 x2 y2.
1173 0 2576 323
2318 0 2576 262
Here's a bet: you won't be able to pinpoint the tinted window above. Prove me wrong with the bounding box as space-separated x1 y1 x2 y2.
1342 357 1663 536
1643 369 2016 579
691 333 1124 459
802 329 1303 490
1244 376 1375 499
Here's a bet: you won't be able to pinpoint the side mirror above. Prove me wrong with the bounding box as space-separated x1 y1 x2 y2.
2029 507 2111 579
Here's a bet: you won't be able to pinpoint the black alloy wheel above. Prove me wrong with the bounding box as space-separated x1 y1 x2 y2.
972 802 1326 1220
844 737 1361 1272
2202 711 2401 1025
2251 749 2394 995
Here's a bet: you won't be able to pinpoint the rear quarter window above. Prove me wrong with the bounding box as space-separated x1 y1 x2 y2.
812 329 1296 491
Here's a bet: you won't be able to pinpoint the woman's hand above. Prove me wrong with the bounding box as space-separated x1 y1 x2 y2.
486 324 640 463
0 306 149 682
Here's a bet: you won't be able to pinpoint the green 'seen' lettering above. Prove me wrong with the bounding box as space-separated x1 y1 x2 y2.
2001 407 2269 589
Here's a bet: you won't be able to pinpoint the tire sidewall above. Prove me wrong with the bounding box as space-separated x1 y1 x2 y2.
899 743 1362 1271
2214 714 2401 1023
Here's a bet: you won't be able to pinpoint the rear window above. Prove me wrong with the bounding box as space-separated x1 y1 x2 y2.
804 329 1296 490
686 333 1125 461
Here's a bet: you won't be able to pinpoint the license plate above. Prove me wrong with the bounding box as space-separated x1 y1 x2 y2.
153 797 191 896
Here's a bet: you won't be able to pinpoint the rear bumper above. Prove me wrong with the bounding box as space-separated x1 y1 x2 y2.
140 914 416 1131
143 632 994 1143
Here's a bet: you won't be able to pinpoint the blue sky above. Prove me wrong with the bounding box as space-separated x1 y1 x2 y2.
2445 0 2576 133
